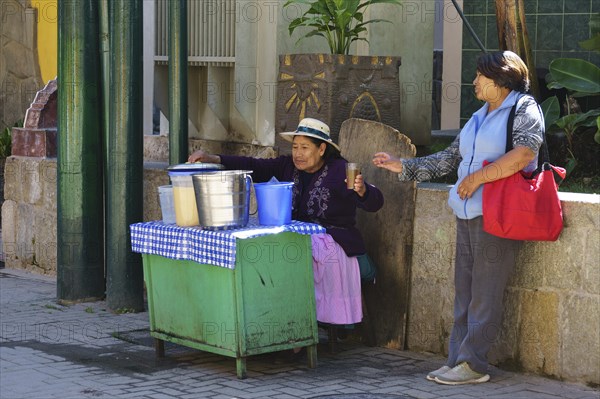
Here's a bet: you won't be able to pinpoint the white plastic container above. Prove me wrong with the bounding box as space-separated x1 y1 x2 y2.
167 163 224 227
169 171 199 227
158 185 176 224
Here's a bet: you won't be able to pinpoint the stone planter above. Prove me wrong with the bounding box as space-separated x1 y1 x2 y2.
276 54 401 142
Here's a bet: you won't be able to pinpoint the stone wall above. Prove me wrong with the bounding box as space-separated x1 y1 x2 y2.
407 183 600 386
2 156 56 273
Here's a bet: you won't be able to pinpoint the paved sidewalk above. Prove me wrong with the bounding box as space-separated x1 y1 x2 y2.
1 267 598 399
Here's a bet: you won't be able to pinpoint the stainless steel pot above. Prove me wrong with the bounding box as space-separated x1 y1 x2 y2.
192 170 252 229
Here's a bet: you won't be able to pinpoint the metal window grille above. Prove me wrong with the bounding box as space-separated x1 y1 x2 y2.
155 0 236 66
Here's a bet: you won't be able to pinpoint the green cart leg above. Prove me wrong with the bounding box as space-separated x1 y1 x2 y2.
154 338 165 358
307 344 317 368
236 356 247 379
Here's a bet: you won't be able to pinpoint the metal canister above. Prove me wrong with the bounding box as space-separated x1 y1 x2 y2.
192 170 253 229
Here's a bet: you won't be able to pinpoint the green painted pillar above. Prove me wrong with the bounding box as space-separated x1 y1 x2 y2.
99 0 110 170
168 0 188 165
57 0 105 302
105 0 144 311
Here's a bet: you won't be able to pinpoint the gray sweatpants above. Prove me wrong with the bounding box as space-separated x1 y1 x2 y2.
446 216 522 374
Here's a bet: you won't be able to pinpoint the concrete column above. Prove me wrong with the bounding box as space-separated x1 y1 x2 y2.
369 1 435 146
254 0 278 145
143 0 156 135
440 0 463 130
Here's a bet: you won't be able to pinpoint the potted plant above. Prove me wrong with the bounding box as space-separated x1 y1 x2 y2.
276 0 403 142
286 0 402 55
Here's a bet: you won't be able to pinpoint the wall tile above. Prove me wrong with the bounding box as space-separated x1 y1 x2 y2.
562 51 591 59
462 15 486 50
535 50 561 69
463 0 487 16
525 14 538 49
485 0 495 15
538 0 564 14
563 15 593 51
461 51 479 83
564 0 591 14
460 84 481 121
524 0 538 14
486 17 500 50
537 15 564 50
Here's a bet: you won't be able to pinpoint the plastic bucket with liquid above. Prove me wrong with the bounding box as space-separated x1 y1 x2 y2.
253 182 294 226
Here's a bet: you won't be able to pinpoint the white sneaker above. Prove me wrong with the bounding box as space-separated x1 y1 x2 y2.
426 365 451 381
434 362 490 385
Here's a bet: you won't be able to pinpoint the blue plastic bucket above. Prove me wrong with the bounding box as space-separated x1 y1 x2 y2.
254 182 294 226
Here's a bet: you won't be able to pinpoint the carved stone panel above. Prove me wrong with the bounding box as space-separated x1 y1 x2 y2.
276 54 401 142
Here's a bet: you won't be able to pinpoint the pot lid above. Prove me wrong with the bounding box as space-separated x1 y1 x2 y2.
167 162 224 171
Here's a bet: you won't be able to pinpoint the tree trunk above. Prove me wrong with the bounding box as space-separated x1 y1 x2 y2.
495 0 540 99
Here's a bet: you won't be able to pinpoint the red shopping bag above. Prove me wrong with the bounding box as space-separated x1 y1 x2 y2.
482 161 566 241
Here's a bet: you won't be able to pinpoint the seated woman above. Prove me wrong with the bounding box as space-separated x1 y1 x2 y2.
188 118 384 326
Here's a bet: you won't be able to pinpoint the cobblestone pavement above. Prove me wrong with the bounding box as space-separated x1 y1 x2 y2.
1 268 598 399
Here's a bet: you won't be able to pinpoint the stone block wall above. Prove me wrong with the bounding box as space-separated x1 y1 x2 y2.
407 183 600 386
2 156 57 274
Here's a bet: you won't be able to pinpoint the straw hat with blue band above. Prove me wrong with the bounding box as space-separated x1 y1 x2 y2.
279 118 341 152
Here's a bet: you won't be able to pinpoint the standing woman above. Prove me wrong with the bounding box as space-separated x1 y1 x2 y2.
189 118 384 326
373 51 543 385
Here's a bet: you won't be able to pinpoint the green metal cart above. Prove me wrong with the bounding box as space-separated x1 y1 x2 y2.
141 231 318 378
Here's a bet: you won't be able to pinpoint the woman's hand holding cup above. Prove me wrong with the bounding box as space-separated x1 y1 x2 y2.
346 163 366 197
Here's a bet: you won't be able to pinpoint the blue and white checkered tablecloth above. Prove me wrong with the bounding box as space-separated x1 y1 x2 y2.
130 218 325 269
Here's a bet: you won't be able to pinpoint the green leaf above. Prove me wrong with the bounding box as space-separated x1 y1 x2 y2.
549 58 600 93
541 96 560 128
595 116 600 144
0 127 12 158
359 0 403 9
565 157 578 176
555 114 579 130
570 91 600 98
343 0 361 16
579 34 600 52
555 109 600 132
544 71 562 90
577 109 600 127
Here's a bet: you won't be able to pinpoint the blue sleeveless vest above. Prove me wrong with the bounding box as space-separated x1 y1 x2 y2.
447 90 523 219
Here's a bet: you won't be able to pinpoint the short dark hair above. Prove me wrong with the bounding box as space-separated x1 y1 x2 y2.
476 51 530 93
305 136 342 159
